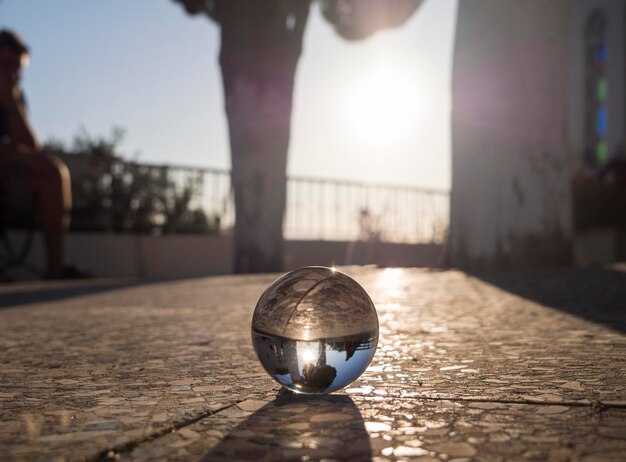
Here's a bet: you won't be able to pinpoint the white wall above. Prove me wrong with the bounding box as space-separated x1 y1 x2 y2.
450 0 573 269
4 232 443 280
9 232 233 279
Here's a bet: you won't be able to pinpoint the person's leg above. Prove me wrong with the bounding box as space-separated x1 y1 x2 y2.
37 155 71 278
0 149 72 278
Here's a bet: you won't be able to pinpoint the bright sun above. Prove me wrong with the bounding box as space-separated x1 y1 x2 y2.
344 65 420 148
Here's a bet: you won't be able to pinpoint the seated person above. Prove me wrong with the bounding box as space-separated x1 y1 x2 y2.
0 29 72 279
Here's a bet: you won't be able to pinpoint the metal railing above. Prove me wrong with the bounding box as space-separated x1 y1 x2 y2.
61 154 449 243
168 165 449 244
286 175 449 243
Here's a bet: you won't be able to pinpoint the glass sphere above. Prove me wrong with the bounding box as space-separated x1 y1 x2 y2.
252 266 379 394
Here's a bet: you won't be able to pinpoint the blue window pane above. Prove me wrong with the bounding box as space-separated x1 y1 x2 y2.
597 105 607 136
598 44 607 62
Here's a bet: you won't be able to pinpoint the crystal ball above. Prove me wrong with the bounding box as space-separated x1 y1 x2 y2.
252 266 379 394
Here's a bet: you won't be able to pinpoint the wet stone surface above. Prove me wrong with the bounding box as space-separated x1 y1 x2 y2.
1 267 625 461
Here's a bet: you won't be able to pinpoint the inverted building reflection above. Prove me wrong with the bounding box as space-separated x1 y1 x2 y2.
252 328 377 394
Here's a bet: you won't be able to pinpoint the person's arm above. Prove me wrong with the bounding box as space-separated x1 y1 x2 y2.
1 88 39 150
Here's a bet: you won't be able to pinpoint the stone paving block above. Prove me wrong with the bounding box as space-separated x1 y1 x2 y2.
1 267 625 461
113 392 626 461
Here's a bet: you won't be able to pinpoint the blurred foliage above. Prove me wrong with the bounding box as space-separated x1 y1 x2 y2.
171 0 423 40
319 0 423 41
44 128 220 235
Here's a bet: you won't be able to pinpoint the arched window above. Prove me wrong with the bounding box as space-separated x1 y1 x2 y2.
584 9 608 167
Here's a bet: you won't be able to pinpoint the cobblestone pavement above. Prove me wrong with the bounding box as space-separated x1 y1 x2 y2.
1 267 625 461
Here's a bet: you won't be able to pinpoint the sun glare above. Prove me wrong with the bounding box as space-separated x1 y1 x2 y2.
299 343 319 365
344 64 420 148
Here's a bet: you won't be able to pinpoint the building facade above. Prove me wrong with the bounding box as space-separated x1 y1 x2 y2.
450 0 626 269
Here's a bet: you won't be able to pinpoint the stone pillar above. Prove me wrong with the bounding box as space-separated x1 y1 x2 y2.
450 0 573 270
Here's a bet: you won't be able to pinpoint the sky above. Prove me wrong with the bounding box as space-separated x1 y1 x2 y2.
0 0 457 190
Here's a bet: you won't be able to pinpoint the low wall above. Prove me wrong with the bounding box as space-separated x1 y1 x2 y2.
3 231 444 279
285 240 444 270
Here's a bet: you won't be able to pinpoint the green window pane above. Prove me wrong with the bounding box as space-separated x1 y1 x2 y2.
597 78 607 101
597 140 608 163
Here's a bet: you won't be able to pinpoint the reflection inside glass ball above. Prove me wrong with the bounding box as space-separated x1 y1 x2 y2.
252 266 379 394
